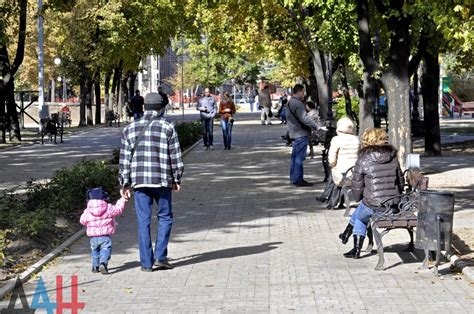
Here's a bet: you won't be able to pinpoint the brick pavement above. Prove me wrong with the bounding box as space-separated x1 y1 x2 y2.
1 114 473 313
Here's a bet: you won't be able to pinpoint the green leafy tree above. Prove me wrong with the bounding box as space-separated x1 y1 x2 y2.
0 0 27 143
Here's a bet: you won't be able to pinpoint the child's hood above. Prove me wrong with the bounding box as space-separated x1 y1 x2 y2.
86 199 109 216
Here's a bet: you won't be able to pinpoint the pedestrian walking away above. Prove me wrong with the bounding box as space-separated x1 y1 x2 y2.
158 86 170 113
338 128 404 259
80 187 128 275
278 93 288 124
119 92 184 272
130 90 144 120
286 84 321 187
258 85 272 125
219 92 236 150
248 88 257 112
197 87 217 150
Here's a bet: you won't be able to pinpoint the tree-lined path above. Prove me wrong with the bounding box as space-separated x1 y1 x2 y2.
1 114 472 312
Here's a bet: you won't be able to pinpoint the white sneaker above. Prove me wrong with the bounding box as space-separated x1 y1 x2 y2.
209 145 214 151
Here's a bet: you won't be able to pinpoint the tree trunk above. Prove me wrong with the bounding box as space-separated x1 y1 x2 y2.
111 62 122 110
359 71 375 134
121 73 129 104
128 72 137 99
0 84 5 143
6 80 21 141
382 72 411 166
0 0 27 142
86 79 94 126
305 57 319 107
94 71 101 125
79 71 93 126
421 53 441 156
339 63 353 117
382 1 412 167
104 70 112 111
311 48 329 119
356 0 378 135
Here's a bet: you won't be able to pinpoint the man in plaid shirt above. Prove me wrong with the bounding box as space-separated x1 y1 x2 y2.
119 92 184 272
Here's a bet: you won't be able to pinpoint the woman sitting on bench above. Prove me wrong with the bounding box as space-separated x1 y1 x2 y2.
339 128 404 258
317 117 359 208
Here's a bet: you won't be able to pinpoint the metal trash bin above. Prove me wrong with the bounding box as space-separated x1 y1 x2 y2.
415 189 455 272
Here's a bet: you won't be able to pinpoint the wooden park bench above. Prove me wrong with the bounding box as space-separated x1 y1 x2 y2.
40 113 64 144
369 169 429 270
105 110 120 127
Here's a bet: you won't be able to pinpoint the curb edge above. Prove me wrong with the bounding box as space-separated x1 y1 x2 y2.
0 228 85 300
444 252 474 283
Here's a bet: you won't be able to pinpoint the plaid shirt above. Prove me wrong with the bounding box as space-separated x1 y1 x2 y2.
119 111 184 189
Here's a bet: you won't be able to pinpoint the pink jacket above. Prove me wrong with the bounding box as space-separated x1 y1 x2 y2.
80 197 126 237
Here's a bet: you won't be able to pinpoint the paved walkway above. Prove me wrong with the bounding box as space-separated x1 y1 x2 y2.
1 114 473 312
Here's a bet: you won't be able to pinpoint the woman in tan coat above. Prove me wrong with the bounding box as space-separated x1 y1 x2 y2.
328 117 360 186
317 117 360 208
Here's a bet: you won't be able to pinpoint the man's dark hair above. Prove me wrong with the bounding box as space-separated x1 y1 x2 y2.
292 84 305 95
135 90 140 94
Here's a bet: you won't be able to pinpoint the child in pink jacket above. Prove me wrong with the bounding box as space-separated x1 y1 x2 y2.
80 187 127 274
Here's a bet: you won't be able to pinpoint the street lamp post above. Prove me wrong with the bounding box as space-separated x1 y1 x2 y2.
38 0 45 131
178 18 195 121
53 57 61 103
181 43 184 121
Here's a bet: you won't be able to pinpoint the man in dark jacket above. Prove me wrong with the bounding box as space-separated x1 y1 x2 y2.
158 86 169 112
130 90 144 120
338 128 404 259
286 84 320 187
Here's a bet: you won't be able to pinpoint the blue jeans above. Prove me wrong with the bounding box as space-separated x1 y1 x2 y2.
201 118 214 147
134 112 143 120
134 187 173 268
249 101 254 112
280 107 287 123
349 202 375 236
220 119 233 148
90 236 112 267
290 136 308 184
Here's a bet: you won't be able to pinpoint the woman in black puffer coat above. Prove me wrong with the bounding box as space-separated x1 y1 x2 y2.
338 128 405 258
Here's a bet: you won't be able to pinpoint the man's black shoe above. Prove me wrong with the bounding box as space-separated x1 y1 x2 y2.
140 266 153 272
92 266 99 273
294 180 314 187
154 260 174 269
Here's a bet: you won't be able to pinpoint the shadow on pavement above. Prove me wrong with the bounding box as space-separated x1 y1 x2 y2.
171 242 283 268
108 261 142 274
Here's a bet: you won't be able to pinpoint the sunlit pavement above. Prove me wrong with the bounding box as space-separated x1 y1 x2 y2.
1 113 473 312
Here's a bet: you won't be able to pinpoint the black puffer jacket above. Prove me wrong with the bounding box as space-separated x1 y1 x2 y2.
352 145 404 209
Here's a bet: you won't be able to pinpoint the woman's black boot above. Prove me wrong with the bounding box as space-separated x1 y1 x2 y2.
338 223 353 244
353 235 365 259
343 235 365 258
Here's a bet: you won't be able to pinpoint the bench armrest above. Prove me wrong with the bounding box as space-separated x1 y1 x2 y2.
374 192 418 219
